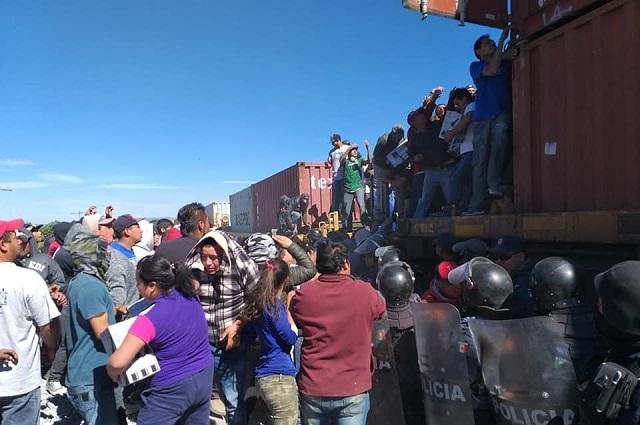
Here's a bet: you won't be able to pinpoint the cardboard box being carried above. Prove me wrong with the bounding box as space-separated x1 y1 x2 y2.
101 311 160 386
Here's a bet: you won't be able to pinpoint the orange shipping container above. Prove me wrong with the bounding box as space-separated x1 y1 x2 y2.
512 0 608 40
250 162 361 234
512 0 640 213
402 0 508 28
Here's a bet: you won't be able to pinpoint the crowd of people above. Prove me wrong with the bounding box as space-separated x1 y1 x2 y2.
2 196 640 425
327 26 513 229
1 30 639 425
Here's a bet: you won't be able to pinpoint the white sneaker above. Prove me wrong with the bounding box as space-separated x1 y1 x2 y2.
45 380 65 395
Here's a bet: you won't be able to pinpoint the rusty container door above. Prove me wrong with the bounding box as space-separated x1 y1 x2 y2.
512 0 609 40
297 163 335 228
402 0 507 28
512 0 640 214
252 162 336 233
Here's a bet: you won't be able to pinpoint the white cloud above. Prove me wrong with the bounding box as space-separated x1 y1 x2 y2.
98 183 180 190
39 173 84 184
220 180 254 185
0 180 52 189
0 159 35 167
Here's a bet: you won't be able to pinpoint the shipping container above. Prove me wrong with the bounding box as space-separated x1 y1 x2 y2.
252 162 336 233
230 187 255 233
512 0 607 40
512 0 640 214
205 202 230 229
402 0 507 28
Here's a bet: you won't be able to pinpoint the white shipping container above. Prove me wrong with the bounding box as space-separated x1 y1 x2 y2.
205 201 231 229
230 187 255 233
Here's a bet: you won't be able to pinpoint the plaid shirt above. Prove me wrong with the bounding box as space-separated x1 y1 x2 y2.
189 232 260 344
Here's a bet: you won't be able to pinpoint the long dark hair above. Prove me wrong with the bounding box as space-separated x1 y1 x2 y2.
242 259 289 321
137 254 197 298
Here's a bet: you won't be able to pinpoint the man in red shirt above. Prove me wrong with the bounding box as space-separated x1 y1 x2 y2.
291 240 386 425
422 260 463 309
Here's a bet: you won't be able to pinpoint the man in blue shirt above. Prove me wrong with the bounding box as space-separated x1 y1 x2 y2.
463 26 512 216
110 214 141 264
105 215 142 312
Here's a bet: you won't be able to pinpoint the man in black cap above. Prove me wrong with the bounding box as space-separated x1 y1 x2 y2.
433 232 457 261
105 215 142 314
326 134 349 214
491 235 535 318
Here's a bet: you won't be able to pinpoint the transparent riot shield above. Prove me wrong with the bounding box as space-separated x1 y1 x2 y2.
366 318 407 425
468 316 579 425
411 302 475 425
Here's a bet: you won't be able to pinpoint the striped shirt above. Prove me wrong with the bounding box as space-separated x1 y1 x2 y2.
190 233 260 344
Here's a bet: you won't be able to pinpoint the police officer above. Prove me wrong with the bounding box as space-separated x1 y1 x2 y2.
530 256 599 377
579 261 640 425
491 236 536 318
450 257 514 425
375 245 402 268
377 261 425 425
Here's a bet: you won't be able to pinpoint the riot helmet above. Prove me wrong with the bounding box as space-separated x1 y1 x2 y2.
530 257 577 311
594 261 640 337
305 228 323 247
450 257 513 310
375 246 402 267
377 261 415 309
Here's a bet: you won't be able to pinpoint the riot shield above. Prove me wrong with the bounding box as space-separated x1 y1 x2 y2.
468 317 579 425
411 302 475 425
366 318 406 425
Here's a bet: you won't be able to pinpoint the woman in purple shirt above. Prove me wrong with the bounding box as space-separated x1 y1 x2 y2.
107 255 213 425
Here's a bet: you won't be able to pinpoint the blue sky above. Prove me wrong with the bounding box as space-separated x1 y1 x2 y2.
0 1 499 223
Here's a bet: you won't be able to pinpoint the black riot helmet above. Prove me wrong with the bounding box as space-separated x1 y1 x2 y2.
305 228 323 247
530 257 577 311
449 257 513 310
375 246 402 267
377 261 415 308
594 261 640 337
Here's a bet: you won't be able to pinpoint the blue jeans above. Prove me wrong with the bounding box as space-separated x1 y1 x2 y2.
0 387 41 425
67 373 118 425
137 364 213 425
448 152 473 209
300 392 370 425
469 112 511 210
413 167 453 218
213 344 247 425
407 172 425 219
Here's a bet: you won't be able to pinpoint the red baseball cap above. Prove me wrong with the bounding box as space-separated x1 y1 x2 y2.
437 260 458 281
0 219 25 237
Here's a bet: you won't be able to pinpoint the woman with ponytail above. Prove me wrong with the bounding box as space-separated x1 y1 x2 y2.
242 258 299 425
106 254 213 425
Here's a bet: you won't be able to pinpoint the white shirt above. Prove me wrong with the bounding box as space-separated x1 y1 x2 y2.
460 102 476 155
330 145 350 180
0 262 60 396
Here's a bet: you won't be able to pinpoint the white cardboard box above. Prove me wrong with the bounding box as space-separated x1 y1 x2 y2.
101 315 160 386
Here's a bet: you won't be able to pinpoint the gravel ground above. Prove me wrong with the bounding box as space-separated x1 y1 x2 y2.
39 380 83 425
